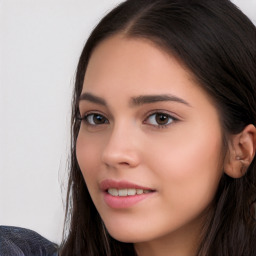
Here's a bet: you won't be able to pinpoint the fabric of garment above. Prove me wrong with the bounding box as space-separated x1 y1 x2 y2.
0 226 58 256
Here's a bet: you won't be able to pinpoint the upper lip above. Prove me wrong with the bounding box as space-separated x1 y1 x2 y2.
99 179 155 191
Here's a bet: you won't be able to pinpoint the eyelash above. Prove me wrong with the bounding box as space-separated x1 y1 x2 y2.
79 112 109 126
144 111 178 129
78 111 179 129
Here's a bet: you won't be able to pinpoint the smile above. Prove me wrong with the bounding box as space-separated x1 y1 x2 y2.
107 188 152 196
100 179 156 208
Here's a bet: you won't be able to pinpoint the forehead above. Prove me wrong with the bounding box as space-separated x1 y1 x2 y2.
85 34 189 77
82 34 214 109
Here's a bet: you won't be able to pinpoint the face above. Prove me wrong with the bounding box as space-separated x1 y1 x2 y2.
76 34 224 246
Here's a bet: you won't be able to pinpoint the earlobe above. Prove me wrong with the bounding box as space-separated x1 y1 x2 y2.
224 124 256 178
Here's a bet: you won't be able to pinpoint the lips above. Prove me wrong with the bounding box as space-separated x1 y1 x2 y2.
107 188 151 196
100 179 156 209
100 179 155 193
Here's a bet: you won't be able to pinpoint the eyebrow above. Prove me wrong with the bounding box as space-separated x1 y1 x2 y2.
130 94 191 107
79 93 107 106
79 92 191 107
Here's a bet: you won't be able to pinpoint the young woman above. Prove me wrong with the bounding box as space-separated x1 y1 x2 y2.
60 0 256 255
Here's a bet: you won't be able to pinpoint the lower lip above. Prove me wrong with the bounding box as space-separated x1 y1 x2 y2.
103 192 154 209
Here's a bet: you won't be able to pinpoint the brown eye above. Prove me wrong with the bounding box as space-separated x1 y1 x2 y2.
146 112 175 126
85 113 109 125
155 113 169 125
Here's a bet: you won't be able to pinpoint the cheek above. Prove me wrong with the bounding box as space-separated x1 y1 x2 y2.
147 124 223 209
76 131 103 183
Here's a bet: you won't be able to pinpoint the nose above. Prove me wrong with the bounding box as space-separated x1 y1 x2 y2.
101 122 140 169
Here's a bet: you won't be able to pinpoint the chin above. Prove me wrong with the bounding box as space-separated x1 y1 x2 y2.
107 230 139 243
105 226 154 244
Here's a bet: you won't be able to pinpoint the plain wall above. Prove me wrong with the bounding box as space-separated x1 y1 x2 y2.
0 0 255 244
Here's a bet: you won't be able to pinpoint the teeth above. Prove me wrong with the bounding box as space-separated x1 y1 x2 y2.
108 188 118 196
118 188 127 197
136 189 143 194
127 188 136 196
107 188 152 196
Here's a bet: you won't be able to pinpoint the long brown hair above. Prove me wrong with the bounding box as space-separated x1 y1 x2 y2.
60 0 256 255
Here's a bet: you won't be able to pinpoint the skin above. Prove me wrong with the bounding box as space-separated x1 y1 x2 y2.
76 34 225 256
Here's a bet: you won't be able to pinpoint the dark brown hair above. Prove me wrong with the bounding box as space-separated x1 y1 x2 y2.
60 0 256 255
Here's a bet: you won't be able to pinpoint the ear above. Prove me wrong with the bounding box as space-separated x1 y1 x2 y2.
224 124 256 178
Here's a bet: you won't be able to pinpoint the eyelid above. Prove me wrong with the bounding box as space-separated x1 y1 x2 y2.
143 110 180 127
144 109 180 120
78 109 108 119
78 111 110 125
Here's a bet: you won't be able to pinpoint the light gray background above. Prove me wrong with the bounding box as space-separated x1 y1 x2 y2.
0 0 255 244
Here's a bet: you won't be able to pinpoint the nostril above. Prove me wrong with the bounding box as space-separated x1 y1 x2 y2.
119 162 130 165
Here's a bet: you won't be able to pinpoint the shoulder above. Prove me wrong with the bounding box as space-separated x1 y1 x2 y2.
0 226 58 256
